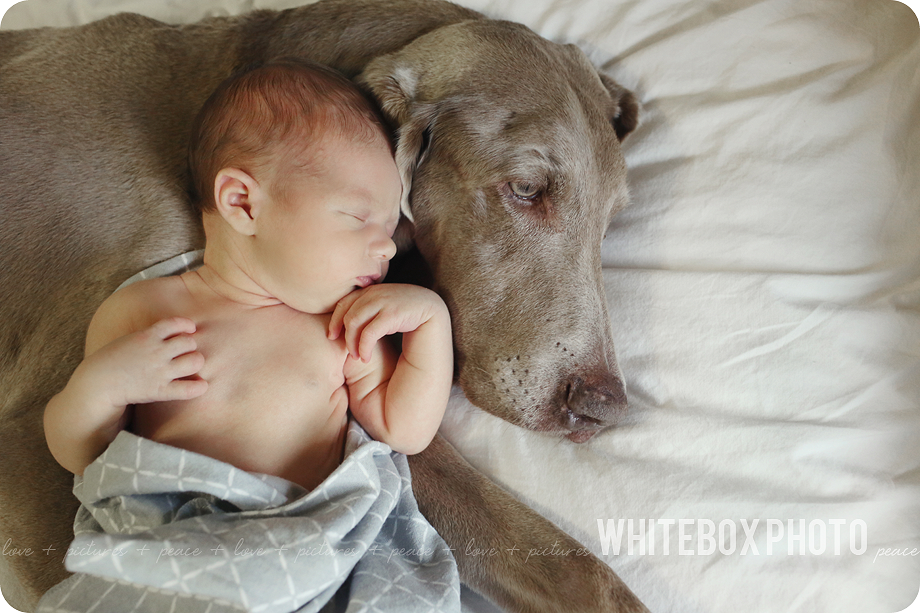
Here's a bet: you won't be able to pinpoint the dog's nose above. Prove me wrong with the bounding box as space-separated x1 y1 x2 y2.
563 373 628 434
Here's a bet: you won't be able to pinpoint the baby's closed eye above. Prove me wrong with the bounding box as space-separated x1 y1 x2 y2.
342 208 368 219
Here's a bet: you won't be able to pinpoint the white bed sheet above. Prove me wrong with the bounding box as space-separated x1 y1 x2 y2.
3 1 919 612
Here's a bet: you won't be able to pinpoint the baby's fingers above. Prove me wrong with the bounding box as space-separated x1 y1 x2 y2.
163 333 198 358
328 290 363 340
343 312 372 361
160 378 209 401
170 351 205 379
355 315 388 363
151 317 197 339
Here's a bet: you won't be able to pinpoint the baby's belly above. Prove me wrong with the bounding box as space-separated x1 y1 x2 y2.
131 350 351 492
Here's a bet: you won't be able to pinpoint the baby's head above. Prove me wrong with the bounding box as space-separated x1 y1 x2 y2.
187 59 403 313
188 58 392 213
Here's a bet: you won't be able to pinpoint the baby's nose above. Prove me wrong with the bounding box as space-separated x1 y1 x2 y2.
373 235 397 261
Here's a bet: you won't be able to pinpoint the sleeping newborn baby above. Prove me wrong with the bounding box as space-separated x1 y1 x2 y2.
43 58 453 492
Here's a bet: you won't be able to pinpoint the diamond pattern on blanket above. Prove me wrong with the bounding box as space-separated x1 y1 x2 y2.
37 422 460 613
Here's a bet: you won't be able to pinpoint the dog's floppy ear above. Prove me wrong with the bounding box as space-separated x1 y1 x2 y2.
598 72 639 141
358 56 440 225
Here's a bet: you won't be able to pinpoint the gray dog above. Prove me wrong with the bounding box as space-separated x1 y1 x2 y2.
0 0 645 611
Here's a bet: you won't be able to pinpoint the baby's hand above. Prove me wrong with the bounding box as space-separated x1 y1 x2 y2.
80 317 208 408
328 284 449 363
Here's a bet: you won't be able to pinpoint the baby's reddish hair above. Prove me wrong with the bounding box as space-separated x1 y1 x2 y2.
188 58 391 213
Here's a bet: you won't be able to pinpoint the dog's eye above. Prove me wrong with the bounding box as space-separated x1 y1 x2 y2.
509 182 541 201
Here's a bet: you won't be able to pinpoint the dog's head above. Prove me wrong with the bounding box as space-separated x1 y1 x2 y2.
359 19 638 442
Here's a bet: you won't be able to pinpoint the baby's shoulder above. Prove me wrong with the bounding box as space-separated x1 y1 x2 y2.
85 276 186 355
100 275 185 317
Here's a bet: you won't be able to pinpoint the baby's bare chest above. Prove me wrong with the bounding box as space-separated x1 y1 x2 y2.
131 300 351 485
194 309 347 403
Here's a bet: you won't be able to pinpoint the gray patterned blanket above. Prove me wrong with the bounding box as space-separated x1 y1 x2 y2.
37 422 460 613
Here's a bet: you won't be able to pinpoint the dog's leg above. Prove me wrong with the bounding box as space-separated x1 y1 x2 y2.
408 435 649 613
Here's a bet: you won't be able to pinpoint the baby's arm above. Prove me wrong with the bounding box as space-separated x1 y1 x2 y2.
44 288 207 475
329 284 452 454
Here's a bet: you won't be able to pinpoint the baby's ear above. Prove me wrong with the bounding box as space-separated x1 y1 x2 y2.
213 168 262 236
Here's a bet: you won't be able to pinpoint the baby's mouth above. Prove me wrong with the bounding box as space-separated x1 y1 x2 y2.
355 274 381 288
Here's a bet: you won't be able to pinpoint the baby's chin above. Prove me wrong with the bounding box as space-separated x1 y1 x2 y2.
320 286 361 313
289 282 378 315
283 293 340 316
